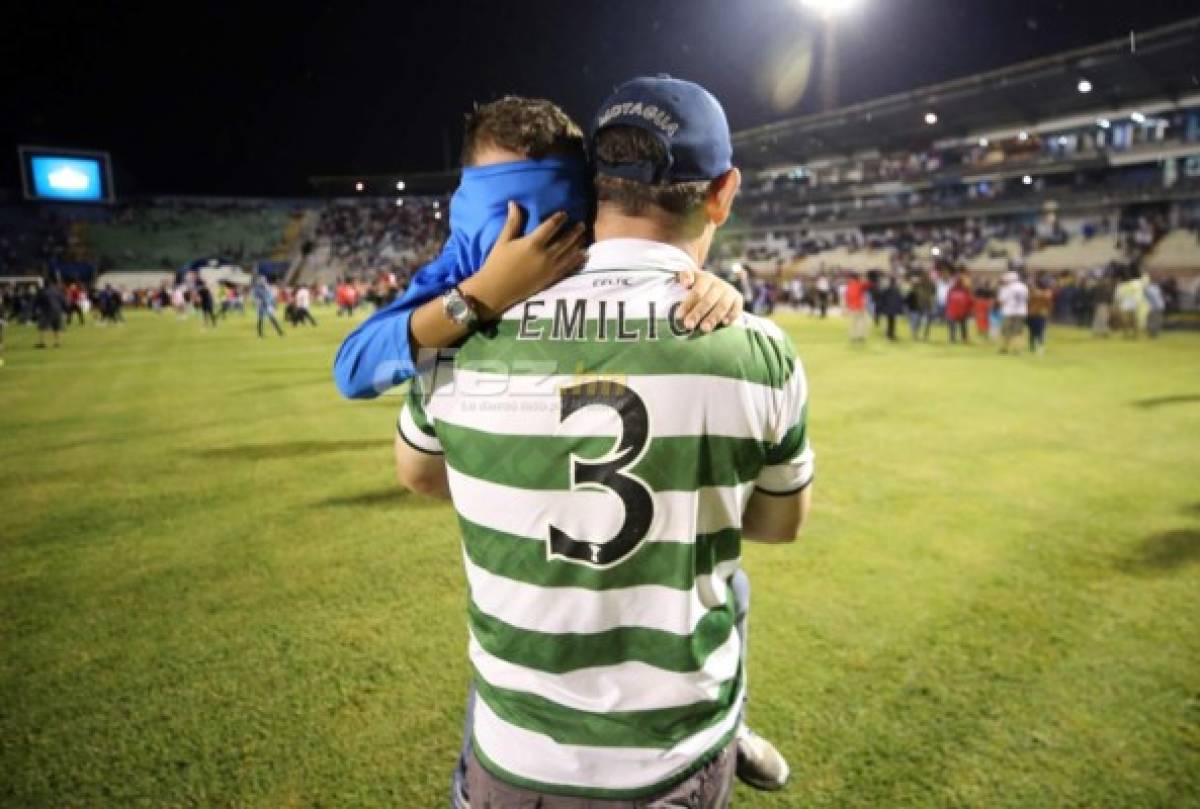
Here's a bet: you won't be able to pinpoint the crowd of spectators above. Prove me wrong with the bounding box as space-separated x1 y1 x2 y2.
315 197 448 280
731 264 1184 350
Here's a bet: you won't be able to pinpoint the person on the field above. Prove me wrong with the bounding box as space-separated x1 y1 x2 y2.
292 285 317 327
65 283 86 326
1144 274 1165 338
972 278 994 340
395 77 812 808
877 273 904 341
934 270 951 324
814 272 831 318
196 279 218 328
251 275 284 338
33 281 66 349
1027 275 1053 354
908 270 935 340
997 270 1029 354
845 272 869 342
335 281 358 317
1114 272 1145 339
946 274 973 344
340 95 759 807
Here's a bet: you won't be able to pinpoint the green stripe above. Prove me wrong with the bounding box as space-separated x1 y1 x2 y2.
406 390 437 437
460 516 740 591
456 319 795 389
765 405 808 465
473 664 740 749
468 597 736 675
438 422 768 491
472 720 739 801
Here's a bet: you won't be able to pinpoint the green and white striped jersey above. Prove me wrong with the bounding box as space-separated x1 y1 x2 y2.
399 238 813 799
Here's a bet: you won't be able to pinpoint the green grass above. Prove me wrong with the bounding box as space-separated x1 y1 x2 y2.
2 309 1198 808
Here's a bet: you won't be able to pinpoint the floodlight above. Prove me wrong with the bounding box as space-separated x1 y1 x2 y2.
1130 111 1146 124
433 200 440 209
395 198 404 207
924 112 938 125
1022 175 1033 185
355 181 364 192
396 180 406 191
978 137 989 148
1097 118 1111 129
799 0 861 17
434 211 443 220
1077 78 1093 94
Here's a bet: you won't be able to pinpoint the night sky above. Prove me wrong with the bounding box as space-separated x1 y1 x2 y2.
3 0 1197 196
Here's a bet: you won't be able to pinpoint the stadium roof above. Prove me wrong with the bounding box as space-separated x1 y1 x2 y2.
733 15 1200 171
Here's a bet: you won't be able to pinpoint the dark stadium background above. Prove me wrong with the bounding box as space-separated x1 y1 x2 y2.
3 0 1198 196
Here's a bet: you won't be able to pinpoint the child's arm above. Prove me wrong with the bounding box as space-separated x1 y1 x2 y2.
409 205 586 356
332 204 585 400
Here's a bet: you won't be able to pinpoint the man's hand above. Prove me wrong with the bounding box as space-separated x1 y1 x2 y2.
677 269 744 333
460 202 588 320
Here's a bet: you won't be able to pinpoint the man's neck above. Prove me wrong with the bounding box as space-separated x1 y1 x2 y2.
593 211 706 268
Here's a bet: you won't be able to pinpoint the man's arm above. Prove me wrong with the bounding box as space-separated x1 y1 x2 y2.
743 484 812 543
394 434 451 500
743 339 814 544
394 395 451 499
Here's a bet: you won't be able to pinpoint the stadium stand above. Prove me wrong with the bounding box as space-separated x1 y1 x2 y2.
717 16 1200 298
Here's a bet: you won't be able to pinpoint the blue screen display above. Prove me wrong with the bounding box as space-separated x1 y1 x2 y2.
29 155 104 201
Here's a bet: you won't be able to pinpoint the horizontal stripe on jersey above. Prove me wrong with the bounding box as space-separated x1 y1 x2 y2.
459 516 740 592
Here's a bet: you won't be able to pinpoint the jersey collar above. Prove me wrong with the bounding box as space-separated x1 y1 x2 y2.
581 238 698 274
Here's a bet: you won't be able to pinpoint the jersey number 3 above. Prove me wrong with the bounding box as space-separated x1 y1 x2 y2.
548 382 654 568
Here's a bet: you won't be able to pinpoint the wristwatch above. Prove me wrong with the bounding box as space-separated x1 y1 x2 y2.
442 285 480 330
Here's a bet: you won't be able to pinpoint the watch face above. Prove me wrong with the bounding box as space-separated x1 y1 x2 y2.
447 295 469 320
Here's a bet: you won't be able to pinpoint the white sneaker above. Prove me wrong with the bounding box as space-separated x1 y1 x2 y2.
735 724 790 791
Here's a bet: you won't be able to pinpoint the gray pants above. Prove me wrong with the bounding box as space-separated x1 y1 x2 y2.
452 570 752 808
466 740 737 809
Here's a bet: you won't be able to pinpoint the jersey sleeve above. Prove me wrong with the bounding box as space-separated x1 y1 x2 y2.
397 383 444 455
756 351 814 495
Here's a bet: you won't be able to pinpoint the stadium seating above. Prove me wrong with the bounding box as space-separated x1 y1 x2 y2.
1026 236 1125 272
1144 229 1200 272
83 203 295 270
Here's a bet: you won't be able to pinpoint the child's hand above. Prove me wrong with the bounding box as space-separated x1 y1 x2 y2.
461 202 587 317
677 269 744 332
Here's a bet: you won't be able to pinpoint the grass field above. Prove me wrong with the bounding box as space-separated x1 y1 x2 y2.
1 307 1198 808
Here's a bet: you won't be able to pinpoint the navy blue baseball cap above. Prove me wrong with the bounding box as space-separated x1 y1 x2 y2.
590 74 733 185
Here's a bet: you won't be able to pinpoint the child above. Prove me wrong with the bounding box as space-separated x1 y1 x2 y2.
332 96 744 399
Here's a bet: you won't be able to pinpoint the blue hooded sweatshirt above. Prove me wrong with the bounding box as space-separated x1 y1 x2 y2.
332 157 590 399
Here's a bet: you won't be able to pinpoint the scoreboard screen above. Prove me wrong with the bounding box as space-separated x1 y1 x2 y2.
19 146 114 203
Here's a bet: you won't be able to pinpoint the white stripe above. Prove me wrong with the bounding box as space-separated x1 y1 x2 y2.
446 465 755 541
756 445 815 493
468 628 740 713
472 681 743 792
425 371 790 443
464 554 727 637
398 404 442 453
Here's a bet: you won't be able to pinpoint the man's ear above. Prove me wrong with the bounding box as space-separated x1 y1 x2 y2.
705 168 742 227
